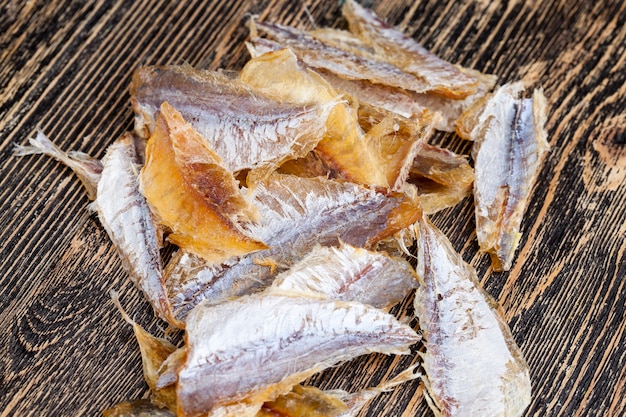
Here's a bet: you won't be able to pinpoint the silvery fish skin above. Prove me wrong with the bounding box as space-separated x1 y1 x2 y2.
272 244 418 310
252 20 435 94
466 82 549 271
130 65 333 173
413 217 531 417
95 134 176 325
15 132 176 325
176 291 420 417
165 174 412 321
342 0 477 99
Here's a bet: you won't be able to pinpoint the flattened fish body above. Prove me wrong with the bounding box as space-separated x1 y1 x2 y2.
165 174 415 321
342 0 478 99
468 82 549 271
131 65 332 173
96 134 175 325
413 218 531 417
272 244 418 310
176 292 419 417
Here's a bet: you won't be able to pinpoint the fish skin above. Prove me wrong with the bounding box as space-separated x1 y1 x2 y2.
96 134 178 325
165 174 414 322
130 65 332 173
271 244 418 310
252 20 436 95
467 82 549 271
413 217 531 417
342 0 478 99
176 291 420 417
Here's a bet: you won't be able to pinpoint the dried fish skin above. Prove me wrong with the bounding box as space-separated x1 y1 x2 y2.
261 385 350 417
130 65 332 173
413 217 531 417
252 20 435 95
408 142 474 214
165 174 417 321
96 133 178 325
342 0 477 99
240 46 389 188
14 130 103 200
176 292 419 417
140 102 267 265
272 244 418 310
465 82 549 271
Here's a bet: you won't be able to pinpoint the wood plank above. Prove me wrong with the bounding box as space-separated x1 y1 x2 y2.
1 0 625 416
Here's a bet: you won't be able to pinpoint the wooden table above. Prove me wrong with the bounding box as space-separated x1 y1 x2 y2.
1 0 625 416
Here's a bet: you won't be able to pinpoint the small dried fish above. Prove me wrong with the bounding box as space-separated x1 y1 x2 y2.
164 173 421 321
272 244 418 310
342 0 478 99
131 65 333 173
252 20 436 95
460 82 549 271
16 132 177 325
175 291 419 416
413 217 531 416
408 142 475 214
140 102 267 264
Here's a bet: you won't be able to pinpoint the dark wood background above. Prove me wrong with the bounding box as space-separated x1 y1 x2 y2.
1 0 625 416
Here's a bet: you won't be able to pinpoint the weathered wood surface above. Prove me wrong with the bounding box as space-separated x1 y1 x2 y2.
1 0 625 416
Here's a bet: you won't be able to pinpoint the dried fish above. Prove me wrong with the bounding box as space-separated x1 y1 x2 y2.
164 173 421 321
408 142 475 214
342 0 478 99
413 217 531 416
140 102 267 264
460 82 549 271
130 64 334 173
252 20 436 95
102 400 175 417
16 131 177 325
272 244 418 310
175 291 419 416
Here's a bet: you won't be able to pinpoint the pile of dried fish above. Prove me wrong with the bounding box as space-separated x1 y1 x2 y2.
16 1 549 416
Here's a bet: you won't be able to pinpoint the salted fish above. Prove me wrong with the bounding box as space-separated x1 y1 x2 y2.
408 142 475 214
252 20 436 95
15 132 176 325
165 173 420 321
175 291 419 417
463 82 549 271
272 244 418 310
342 0 477 99
130 65 333 173
413 217 531 416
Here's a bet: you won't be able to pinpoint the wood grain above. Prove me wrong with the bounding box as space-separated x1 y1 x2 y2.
1 0 625 416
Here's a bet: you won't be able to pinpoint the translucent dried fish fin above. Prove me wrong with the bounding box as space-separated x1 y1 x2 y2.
14 129 102 199
261 385 350 417
252 20 433 94
343 0 477 99
97 134 177 325
413 217 531 417
271 244 418 310
102 399 175 417
465 82 549 271
165 174 419 321
111 291 178 410
408 142 474 214
140 102 267 264
239 47 388 187
130 65 332 173
176 292 419 417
